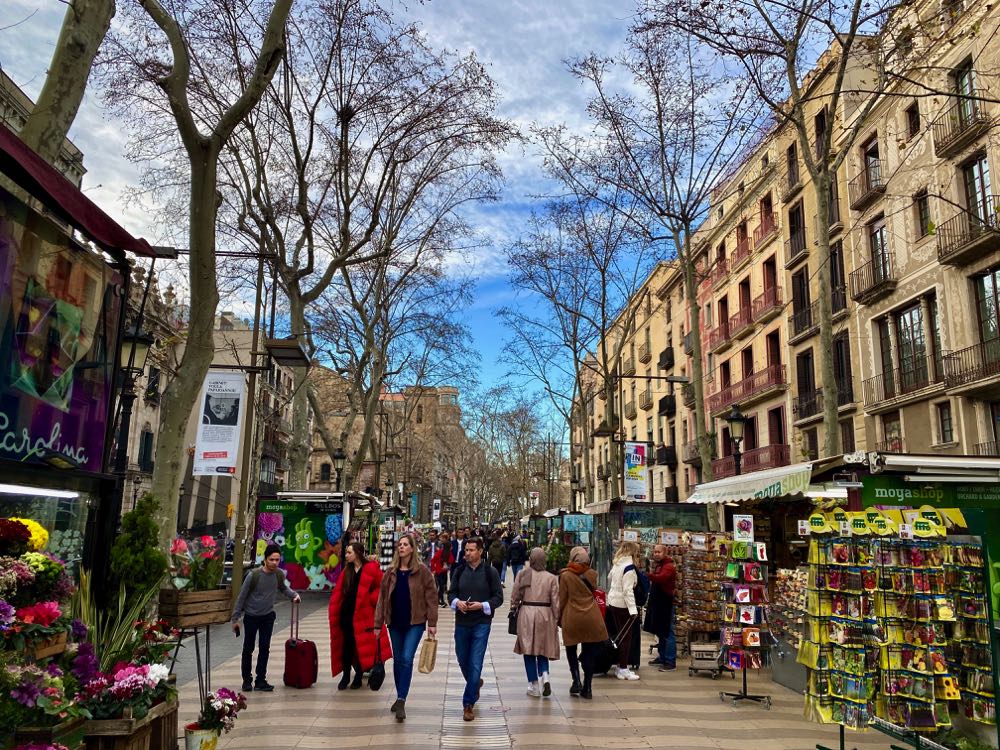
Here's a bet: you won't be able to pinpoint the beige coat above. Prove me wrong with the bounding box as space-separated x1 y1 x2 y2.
511 568 561 660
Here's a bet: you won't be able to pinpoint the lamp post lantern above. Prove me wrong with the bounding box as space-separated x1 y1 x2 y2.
333 446 347 492
725 404 747 477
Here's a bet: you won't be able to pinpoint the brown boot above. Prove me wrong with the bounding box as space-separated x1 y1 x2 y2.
463 705 474 721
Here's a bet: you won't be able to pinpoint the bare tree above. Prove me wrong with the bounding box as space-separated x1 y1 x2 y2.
101 0 292 546
538 29 766 484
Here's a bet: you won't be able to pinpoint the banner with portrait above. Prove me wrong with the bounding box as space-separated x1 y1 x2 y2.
192 370 246 476
624 441 648 501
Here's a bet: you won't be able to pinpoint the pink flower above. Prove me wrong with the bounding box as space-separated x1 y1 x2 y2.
170 538 189 555
16 601 61 627
199 536 217 548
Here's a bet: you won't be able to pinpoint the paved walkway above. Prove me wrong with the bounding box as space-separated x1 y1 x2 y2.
178 602 898 749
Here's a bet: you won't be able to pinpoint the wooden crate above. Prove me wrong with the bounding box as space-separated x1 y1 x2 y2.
84 699 176 738
149 699 178 750
158 587 232 627
28 631 69 660
84 723 152 750
14 716 86 749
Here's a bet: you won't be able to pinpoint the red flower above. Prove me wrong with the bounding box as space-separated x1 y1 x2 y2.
16 601 61 627
200 536 217 548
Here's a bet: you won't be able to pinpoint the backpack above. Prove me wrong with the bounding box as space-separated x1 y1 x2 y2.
625 564 650 608
248 566 287 595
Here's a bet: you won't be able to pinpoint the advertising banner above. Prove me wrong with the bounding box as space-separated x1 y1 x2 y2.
193 370 246 476
624 441 648 501
255 498 347 591
432 497 441 520
0 186 122 473
562 514 594 532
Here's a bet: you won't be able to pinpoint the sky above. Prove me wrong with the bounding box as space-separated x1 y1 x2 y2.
0 0 633 394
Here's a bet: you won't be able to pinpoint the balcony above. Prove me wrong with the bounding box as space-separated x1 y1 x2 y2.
639 388 653 411
597 463 608 480
849 161 886 210
707 363 787 414
623 356 636 376
638 341 652 363
876 438 905 453
934 98 992 158
832 285 848 316
975 440 998 456
707 321 732 352
712 444 791 479
624 399 637 419
784 229 808 267
813 202 844 237
732 237 752 270
683 440 702 465
658 348 675 370
789 301 819 343
682 383 695 409
729 306 754 339
944 337 1000 394
683 332 694 355
753 213 778 249
656 445 678 467
793 384 855 423
658 395 677 416
752 286 783 324
937 198 1000 265
850 253 897 305
862 358 943 411
712 257 730 286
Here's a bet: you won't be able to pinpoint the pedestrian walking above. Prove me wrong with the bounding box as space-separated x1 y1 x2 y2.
449 536 503 721
374 533 439 722
511 547 560 698
431 530 454 607
558 547 607 700
507 532 527 581
488 532 505 578
607 541 641 681
499 530 511 586
328 541 392 690
423 528 440 565
231 543 301 692
644 543 677 671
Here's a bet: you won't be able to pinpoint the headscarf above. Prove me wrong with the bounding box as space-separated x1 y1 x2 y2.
516 546 548 593
565 546 590 575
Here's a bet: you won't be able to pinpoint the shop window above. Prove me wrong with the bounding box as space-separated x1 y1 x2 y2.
937 402 955 443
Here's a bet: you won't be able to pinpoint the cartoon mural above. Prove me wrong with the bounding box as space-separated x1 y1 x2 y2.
255 499 347 591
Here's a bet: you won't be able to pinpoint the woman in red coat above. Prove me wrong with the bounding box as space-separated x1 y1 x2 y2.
328 542 392 689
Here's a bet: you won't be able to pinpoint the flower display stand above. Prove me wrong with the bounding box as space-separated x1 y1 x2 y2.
149 697 179 750
13 716 86 750
27 630 69 660
83 698 177 750
158 587 232 628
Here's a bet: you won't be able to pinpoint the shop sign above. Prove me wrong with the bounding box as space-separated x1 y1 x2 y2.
255 498 346 590
0 187 123 473
863 475 1000 508
193 370 246 476
624 441 647 501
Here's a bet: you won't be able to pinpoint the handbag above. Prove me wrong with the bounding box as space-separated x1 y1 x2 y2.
417 634 437 674
508 604 520 635
369 636 386 691
579 573 607 617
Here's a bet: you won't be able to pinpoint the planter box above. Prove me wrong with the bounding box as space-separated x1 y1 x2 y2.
158 587 232 628
83 698 177 750
149 699 178 750
14 716 86 749
28 630 69 660
84 723 152 750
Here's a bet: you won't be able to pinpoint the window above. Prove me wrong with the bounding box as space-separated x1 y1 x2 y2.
974 268 1000 344
761 153 769 170
882 411 903 451
744 416 759 451
905 102 921 139
895 303 929 390
955 60 977 125
869 217 890 279
768 407 785 446
786 142 799 188
914 190 931 237
260 456 277 485
440 394 457 405
803 428 819 460
862 135 881 187
937 402 955 443
320 463 332 481
877 317 895 394
647 417 654 441
796 349 816 400
840 419 855 453
963 154 992 223
833 333 853 403
741 346 754 379
831 241 846 313
928 293 943 378
788 201 806 256
716 240 726 263
791 267 811 324
144 367 161 402
416 405 423 424
814 107 828 160
137 429 154 472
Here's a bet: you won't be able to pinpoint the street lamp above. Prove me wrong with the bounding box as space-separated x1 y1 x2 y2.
725 404 747 477
333 446 347 492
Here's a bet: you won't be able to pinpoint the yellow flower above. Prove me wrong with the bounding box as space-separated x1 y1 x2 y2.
8 517 49 551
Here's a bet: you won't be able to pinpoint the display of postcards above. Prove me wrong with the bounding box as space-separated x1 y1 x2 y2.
722 627 743 647
734 585 752 603
898 543 943 569
724 603 738 623
960 643 993 669
832 672 876 702
961 693 997 725
742 628 761 647
830 542 852 566
727 650 744 670
827 618 865 646
959 668 995 697
882 672 935 702
899 622 946 647
911 570 945 595
831 699 874 730
731 541 750 559
900 596 934 621
739 605 760 625
745 649 763 669
744 562 764 582
957 594 987 619
753 542 768 561
724 562 740 578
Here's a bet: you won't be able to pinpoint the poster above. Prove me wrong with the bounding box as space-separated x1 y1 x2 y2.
193 370 246 475
255 498 348 590
733 514 755 542
624 441 648 501
0 186 122 473
562 514 594 533
432 497 441 520
659 529 680 545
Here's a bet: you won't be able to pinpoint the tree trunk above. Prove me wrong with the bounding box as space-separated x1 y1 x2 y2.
813 172 841 458
19 0 116 164
286 292 311 488
684 250 713 482
150 148 221 550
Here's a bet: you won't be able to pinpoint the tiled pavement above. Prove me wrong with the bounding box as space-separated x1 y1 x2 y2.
178 603 898 750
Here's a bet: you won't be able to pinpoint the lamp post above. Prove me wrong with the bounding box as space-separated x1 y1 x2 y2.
725 405 747 477
333 447 347 492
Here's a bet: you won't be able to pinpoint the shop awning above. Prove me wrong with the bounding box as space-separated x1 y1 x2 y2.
685 462 814 504
0 124 154 257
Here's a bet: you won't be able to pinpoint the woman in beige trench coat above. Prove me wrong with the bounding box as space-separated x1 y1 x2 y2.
511 547 561 698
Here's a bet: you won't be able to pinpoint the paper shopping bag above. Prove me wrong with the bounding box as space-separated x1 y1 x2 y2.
417 635 438 674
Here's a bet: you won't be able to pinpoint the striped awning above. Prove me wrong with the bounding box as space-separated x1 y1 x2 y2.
685 462 814 504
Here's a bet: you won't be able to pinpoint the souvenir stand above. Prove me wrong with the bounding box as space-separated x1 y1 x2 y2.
685 532 732 679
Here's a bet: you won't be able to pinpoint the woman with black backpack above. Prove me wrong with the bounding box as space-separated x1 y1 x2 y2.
558 546 608 699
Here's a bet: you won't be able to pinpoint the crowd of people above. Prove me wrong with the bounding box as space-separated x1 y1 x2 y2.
231 528 677 725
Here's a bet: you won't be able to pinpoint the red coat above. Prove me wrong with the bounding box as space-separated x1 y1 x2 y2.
430 546 454 575
328 561 392 676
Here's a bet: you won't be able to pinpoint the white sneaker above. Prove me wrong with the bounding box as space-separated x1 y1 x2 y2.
616 668 640 681
526 682 542 697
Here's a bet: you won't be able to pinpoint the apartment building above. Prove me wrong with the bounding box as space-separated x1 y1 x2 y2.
845 0 1000 456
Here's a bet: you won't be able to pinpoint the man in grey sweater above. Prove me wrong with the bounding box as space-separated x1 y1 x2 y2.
231 543 300 691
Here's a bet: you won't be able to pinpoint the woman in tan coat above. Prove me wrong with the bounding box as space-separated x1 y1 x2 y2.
511 547 560 698
558 546 608 700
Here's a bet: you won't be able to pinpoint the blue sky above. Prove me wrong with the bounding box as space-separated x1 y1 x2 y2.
1 0 632 393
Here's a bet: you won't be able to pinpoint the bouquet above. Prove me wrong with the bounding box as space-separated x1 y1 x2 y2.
192 687 247 734
169 536 224 591
130 619 180 665
78 663 171 720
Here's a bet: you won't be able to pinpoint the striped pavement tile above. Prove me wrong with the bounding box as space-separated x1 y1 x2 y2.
175 600 903 749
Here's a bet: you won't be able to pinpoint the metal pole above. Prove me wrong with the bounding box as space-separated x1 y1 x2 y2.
733 442 742 477
229 254 266 605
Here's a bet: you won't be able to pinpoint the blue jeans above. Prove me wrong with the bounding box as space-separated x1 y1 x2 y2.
454 622 491 706
523 655 550 683
500 560 508 583
388 623 425 700
511 564 523 581
657 608 677 666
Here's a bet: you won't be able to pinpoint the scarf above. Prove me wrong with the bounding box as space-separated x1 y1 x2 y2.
517 547 547 593
565 561 589 576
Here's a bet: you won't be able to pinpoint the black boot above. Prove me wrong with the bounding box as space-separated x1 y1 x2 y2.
569 664 582 696
580 672 593 700
350 665 363 689
338 666 351 691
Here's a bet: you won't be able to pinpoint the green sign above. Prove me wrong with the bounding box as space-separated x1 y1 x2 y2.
862 475 1000 509
255 499 347 591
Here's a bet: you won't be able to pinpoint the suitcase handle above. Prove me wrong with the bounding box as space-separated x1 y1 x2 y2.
290 599 299 640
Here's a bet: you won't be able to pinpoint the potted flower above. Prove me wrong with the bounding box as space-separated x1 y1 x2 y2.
159 536 230 628
2 661 91 749
184 688 246 750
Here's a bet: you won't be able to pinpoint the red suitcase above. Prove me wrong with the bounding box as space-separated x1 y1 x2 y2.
283 602 317 689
